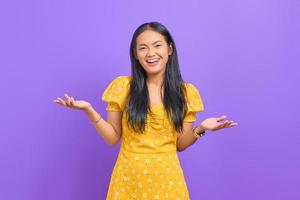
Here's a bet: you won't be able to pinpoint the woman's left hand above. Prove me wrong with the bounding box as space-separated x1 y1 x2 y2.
200 115 238 131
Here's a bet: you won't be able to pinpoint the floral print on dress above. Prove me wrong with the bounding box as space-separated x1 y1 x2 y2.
101 75 204 200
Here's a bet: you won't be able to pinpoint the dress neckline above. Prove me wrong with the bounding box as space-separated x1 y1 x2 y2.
150 102 163 107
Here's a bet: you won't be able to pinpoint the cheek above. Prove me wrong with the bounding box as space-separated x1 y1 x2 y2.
159 49 170 61
136 53 148 67
159 49 170 58
136 53 145 62
136 50 146 58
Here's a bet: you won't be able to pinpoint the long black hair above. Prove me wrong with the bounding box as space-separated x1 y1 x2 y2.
126 22 187 134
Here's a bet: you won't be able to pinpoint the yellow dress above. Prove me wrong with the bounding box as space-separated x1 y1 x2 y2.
102 76 204 200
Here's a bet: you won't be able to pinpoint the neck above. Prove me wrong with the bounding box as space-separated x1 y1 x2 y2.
146 72 164 88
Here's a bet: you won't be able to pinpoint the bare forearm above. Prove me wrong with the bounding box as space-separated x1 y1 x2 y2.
177 125 205 152
84 106 119 146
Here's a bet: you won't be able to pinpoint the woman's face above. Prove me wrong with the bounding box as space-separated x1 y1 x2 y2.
135 30 173 76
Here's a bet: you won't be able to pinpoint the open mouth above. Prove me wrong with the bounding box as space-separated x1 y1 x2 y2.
146 58 159 66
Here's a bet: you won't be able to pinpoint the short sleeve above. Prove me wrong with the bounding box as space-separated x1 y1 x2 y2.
101 76 130 112
183 83 204 122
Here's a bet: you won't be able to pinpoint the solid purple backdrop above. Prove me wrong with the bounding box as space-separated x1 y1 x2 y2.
1 0 299 199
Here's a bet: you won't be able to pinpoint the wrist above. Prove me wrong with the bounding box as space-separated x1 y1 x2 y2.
196 124 206 133
89 114 103 125
83 106 103 125
192 125 206 139
84 105 94 113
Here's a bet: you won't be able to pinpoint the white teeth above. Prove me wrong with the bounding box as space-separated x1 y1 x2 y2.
146 59 159 63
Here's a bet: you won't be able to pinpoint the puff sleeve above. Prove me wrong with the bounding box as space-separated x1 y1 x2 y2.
101 76 130 112
183 83 204 122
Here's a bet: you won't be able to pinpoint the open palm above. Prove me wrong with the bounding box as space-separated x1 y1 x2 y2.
54 94 91 110
201 115 238 131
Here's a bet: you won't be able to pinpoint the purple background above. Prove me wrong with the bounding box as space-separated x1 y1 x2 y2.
1 0 299 199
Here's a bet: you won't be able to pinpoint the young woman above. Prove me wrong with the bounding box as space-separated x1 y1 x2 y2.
54 22 238 200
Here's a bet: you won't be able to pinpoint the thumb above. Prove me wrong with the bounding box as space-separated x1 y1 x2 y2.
216 115 227 122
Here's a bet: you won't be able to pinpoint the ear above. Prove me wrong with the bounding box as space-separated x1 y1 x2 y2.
168 43 173 56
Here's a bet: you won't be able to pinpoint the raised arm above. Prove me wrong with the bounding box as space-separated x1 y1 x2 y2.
176 115 238 152
176 122 199 152
85 106 122 146
54 94 122 146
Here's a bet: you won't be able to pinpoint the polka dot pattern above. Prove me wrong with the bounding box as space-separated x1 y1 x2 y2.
102 76 204 199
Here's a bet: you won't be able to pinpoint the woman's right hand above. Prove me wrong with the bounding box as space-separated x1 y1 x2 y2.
54 94 92 111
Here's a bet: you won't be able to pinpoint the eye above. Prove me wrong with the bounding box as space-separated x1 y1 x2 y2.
138 47 146 50
155 44 162 47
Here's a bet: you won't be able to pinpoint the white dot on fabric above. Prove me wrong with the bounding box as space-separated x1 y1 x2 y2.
104 77 199 199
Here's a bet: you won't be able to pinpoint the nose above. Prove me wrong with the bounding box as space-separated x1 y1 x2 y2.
146 47 156 57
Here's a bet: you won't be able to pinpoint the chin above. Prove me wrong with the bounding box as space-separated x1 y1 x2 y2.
141 63 166 75
146 68 166 75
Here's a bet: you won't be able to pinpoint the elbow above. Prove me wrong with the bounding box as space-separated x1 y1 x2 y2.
106 137 120 146
107 141 116 146
105 131 122 146
106 140 119 146
176 146 186 152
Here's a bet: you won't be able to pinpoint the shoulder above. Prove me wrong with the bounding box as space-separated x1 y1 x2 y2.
182 82 204 110
110 75 131 85
103 75 131 93
182 82 200 96
104 75 131 92
101 75 132 110
183 82 197 89
182 83 204 121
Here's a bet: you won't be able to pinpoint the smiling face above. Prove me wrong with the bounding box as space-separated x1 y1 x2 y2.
135 30 173 76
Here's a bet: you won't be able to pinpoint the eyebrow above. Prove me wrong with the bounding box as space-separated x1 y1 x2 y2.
137 40 162 47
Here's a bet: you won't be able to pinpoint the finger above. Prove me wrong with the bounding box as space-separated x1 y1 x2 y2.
64 94 71 101
223 120 232 126
65 94 71 106
56 97 67 106
224 122 232 128
227 121 237 125
217 122 226 129
53 99 59 103
218 120 229 127
54 99 63 105
225 122 238 128
222 122 229 128
227 121 236 126
54 99 62 104
70 97 75 106
216 115 227 122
